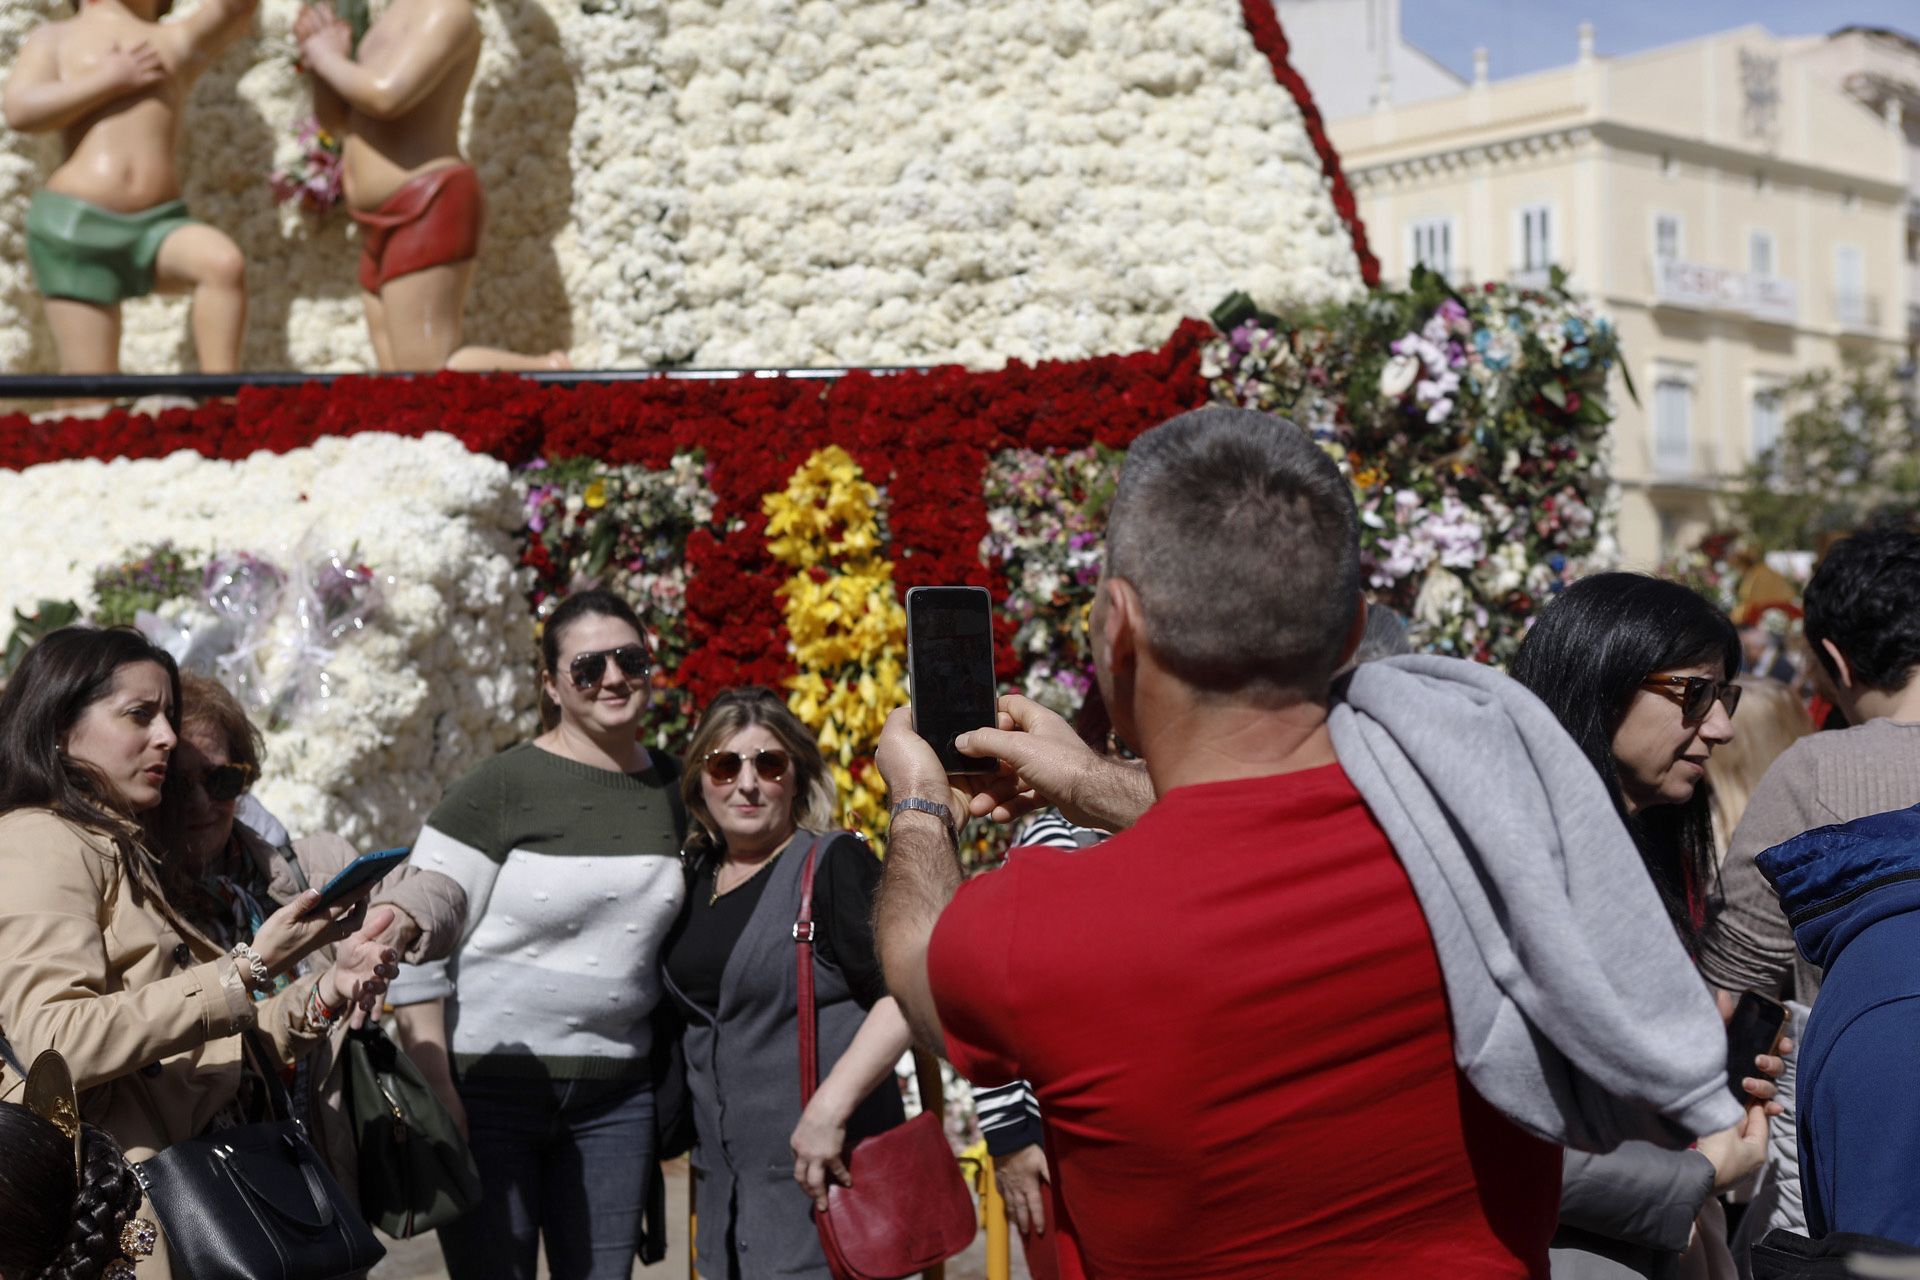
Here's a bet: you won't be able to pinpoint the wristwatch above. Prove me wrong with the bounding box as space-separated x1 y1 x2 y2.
889 797 958 844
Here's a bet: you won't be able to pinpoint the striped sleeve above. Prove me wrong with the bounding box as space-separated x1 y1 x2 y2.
975 1078 1044 1157
1012 811 1102 850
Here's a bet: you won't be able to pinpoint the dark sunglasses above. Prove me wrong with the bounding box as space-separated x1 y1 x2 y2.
701 748 792 786
567 644 651 691
195 762 257 803
1640 675 1742 723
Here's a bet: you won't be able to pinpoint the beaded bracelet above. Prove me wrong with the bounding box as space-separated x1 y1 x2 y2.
229 942 271 994
304 982 341 1033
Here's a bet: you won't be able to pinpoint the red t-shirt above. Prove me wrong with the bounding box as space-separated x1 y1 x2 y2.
929 765 1560 1279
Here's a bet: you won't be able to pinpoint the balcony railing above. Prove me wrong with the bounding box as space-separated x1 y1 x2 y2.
1835 292 1883 333
1652 258 1798 325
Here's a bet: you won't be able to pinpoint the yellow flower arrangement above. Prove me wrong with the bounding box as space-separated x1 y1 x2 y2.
765 447 909 842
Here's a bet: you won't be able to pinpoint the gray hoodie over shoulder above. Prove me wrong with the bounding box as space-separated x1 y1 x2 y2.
1328 655 1743 1152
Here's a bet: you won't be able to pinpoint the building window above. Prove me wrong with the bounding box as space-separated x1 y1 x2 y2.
1518 204 1555 273
1835 245 1866 327
1654 375 1692 476
1750 387 1784 462
1748 230 1774 279
1654 214 1682 262
1409 217 1456 280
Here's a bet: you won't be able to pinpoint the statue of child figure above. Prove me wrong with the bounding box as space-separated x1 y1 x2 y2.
295 0 569 372
3 0 258 375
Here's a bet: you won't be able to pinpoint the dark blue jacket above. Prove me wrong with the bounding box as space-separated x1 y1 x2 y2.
1758 803 1920 1245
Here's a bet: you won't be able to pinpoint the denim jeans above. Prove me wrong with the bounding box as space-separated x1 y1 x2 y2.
438 1073 655 1280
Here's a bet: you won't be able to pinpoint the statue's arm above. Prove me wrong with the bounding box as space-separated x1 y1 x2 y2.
302 3 474 121
3 26 155 134
168 0 261 74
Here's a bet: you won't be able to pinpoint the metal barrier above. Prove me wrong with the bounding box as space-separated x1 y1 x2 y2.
0 365 928 402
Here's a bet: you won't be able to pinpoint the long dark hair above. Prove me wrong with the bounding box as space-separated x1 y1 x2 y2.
0 627 182 835
1510 573 1740 947
0 1107 144 1280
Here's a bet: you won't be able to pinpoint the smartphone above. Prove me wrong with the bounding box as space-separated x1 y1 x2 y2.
905 586 998 776
305 847 410 917
1726 989 1788 1101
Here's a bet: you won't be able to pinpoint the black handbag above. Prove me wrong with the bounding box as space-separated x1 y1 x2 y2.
344 1025 483 1239
133 1033 385 1280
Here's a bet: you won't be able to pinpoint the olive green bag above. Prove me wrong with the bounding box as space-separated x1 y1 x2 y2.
344 1027 483 1238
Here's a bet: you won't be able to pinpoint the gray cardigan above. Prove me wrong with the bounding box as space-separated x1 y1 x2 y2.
663 832 904 1280
1329 656 1742 1151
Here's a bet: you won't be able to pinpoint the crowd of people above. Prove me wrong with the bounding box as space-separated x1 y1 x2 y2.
0 404 1917 1280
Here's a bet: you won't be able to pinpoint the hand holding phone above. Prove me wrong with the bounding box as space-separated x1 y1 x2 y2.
303 846 410 919
905 586 998 776
1726 989 1789 1102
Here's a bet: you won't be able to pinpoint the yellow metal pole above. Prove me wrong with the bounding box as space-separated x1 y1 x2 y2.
980 1153 1012 1280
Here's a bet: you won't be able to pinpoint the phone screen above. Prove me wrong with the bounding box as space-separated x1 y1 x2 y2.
906 586 998 775
1726 990 1787 1100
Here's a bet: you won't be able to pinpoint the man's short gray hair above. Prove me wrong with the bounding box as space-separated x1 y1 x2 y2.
1106 406 1362 699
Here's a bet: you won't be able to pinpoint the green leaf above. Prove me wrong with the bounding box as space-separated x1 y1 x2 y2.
1540 381 1567 410
585 520 617 579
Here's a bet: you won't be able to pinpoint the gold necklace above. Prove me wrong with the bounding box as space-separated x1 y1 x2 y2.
707 835 795 907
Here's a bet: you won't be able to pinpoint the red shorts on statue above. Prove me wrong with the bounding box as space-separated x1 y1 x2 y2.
352 163 485 294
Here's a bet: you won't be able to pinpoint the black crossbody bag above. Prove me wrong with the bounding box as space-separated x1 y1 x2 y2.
131 1032 386 1280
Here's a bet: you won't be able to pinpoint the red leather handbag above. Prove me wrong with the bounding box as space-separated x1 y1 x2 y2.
796 841 978 1280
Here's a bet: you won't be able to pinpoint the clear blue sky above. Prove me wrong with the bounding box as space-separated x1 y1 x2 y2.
1402 0 1920 81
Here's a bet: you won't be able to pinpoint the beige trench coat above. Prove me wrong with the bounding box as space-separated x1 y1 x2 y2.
0 808 465 1276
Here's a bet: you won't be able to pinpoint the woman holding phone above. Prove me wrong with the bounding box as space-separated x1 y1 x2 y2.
0 626 398 1278
149 672 467 1197
661 685 912 1280
418 590 688 1280
1511 575 1780 1279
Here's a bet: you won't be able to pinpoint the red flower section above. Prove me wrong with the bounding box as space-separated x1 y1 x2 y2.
0 324 1211 707
1239 0 1379 287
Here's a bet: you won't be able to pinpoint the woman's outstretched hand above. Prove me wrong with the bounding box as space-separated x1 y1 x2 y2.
322 906 401 1029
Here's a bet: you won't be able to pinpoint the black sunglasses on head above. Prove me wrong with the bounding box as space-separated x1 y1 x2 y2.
196 762 257 803
1640 675 1742 723
567 644 651 691
701 748 792 786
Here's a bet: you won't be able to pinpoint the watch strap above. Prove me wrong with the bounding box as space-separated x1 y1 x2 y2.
890 796 957 840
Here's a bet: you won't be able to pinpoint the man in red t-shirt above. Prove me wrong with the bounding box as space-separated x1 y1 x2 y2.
872 407 1561 1278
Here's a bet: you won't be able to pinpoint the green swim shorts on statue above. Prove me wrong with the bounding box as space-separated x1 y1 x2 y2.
26 190 199 306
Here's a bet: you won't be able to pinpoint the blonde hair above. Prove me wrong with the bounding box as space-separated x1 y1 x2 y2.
680 687 837 866
1707 675 1814 860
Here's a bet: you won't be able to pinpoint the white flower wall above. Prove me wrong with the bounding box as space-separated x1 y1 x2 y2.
0 0 1362 373
0 434 536 847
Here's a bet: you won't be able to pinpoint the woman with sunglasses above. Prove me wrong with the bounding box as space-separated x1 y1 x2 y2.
1512 573 1775 1280
0 627 398 1278
417 589 689 1280
144 673 468 1198
662 686 911 1280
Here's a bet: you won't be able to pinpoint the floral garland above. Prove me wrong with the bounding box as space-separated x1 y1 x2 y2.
267 116 346 218
1204 270 1620 664
519 453 719 749
980 447 1121 717
765 447 909 839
